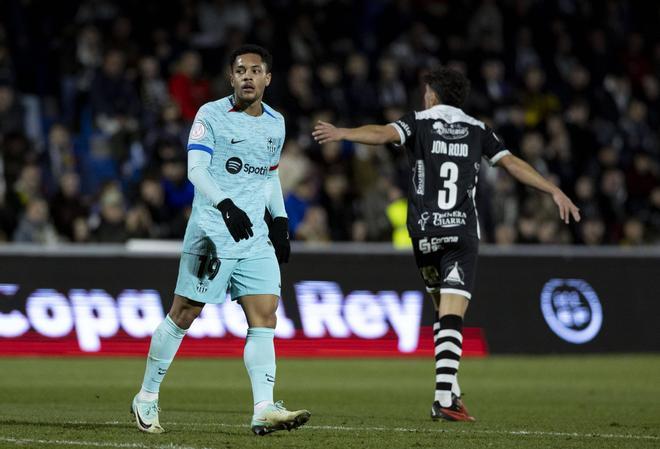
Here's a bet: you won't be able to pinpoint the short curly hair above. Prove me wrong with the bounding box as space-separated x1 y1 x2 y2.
423 67 470 108
229 44 273 73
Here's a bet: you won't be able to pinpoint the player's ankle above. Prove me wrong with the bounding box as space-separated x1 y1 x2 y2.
138 389 159 402
254 400 273 414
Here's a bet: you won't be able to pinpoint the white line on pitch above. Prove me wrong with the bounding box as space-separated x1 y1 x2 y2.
0 437 212 449
100 420 658 441
3 420 657 444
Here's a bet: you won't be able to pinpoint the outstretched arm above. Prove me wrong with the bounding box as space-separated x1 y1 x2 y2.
498 154 581 224
313 120 401 145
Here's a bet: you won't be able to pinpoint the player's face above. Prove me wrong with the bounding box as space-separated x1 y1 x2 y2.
424 84 439 109
230 53 271 104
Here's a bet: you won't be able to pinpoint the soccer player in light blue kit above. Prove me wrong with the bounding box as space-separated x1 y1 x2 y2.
131 45 310 436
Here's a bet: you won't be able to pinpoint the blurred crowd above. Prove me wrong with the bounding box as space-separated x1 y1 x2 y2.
0 0 658 245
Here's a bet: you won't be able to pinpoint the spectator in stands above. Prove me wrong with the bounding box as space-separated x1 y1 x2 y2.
356 177 394 242
160 156 193 214
0 0 658 246
520 66 561 128
284 63 318 133
316 62 349 118
143 103 188 160
646 187 660 243
517 213 540 244
474 59 511 111
345 52 379 120
126 204 153 239
385 188 409 249
295 205 330 242
44 124 77 187
92 183 128 243
138 55 170 129
168 51 211 121
598 169 628 240
278 140 311 196
0 185 17 242
320 170 354 241
0 84 25 137
573 176 600 221
90 49 140 135
13 198 58 244
377 57 407 109
134 177 177 239
72 217 91 243
2 132 34 193
0 41 15 83
491 174 518 228
620 217 645 246
626 152 658 214
50 172 88 241
494 223 517 245
578 217 605 246
9 163 43 215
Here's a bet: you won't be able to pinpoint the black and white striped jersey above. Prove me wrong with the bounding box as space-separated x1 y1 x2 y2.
389 104 510 239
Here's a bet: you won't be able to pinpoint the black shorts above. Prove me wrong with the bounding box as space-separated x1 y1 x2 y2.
411 234 478 300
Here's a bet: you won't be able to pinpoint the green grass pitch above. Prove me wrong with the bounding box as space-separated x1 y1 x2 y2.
0 355 658 449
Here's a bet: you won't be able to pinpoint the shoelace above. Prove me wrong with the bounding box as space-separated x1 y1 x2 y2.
273 400 286 411
145 402 161 417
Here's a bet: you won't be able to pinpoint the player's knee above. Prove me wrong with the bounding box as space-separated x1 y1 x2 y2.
168 296 203 329
251 312 276 329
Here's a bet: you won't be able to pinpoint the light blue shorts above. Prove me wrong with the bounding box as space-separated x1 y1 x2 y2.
174 250 281 304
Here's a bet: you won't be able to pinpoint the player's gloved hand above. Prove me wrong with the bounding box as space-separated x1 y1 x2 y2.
269 216 290 264
217 199 253 242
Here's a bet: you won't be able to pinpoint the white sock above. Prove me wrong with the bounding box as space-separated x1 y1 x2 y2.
254 400 273 414
137 389 159 402
452 377 462 398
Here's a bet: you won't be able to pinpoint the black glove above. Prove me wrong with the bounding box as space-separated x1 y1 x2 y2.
217 199 253 242
269 216 290 264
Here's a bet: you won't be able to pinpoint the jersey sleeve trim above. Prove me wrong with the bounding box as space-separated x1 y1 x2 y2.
486 149 511 166
388 122 406 145
269 164 279 171
187 143 214 155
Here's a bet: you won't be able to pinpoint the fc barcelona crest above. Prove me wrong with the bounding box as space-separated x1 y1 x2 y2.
266 137 278 154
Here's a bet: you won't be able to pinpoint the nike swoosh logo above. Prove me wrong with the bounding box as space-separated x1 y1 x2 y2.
231 138 246 144
135 409 152 429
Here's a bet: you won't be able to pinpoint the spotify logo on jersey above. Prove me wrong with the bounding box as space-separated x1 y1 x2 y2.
225 157 243 174
225 156 269 176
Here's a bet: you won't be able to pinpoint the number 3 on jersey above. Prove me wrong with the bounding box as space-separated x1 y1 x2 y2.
438 162 458 209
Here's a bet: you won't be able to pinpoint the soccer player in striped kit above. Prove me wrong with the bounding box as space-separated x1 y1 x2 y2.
313 67 580 421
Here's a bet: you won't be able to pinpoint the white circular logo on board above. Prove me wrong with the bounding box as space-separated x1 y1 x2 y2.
540 279 602 344
190 121 206 140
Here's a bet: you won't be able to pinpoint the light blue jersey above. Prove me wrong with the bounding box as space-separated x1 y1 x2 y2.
183 96 285 259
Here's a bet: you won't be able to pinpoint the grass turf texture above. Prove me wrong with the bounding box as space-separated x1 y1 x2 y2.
0 355 658 449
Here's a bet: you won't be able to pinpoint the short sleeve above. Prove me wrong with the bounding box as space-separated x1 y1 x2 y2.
482 126 511 166
187 105 216 155
389 111 417 145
